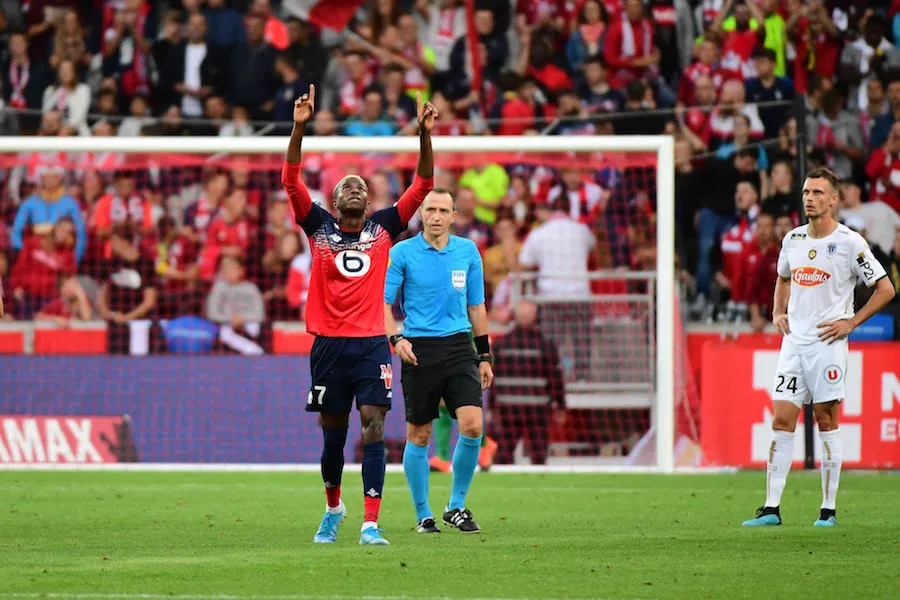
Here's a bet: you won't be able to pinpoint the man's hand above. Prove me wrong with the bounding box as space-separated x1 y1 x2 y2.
478 361 494 390
396 338 418 366
817 319 854 344
109 312 128 324
417 92 438 132
293 84 316 125
774 313 790 335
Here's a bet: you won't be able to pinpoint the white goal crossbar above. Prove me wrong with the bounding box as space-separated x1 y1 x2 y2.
0 134 675 473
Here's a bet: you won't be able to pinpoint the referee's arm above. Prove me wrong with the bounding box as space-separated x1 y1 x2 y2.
466 243 493 389
384 246 418 365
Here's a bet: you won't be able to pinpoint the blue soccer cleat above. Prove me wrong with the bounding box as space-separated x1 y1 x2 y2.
359 526 390 545
814 509 837 527
313 501 346 543
742 506 782 527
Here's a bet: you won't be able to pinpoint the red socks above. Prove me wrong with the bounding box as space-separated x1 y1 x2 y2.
325 486 341 508
364 496 381 523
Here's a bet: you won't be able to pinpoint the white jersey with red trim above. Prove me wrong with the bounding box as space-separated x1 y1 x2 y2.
777 223 887 346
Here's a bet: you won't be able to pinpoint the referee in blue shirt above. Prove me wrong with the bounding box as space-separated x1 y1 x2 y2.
384 187 493 535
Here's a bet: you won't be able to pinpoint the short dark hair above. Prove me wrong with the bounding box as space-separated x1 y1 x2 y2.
805 166 840 194
425 187 456 209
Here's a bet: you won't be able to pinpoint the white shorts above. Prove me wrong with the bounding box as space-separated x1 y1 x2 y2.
772 337 848 407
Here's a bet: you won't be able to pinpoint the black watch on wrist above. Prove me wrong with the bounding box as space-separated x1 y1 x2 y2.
389 334 405 347
478 353 493 363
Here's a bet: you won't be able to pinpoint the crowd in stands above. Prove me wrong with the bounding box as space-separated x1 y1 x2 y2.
0 0 899 347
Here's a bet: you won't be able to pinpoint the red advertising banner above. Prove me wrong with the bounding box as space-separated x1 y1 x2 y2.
701 342 900 468
0 416 136 464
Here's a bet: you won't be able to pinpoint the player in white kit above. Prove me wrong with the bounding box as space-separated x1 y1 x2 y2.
743 167 895 528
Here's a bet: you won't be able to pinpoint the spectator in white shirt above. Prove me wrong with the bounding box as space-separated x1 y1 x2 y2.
518 195 596 380
840 179 900 255
41 59 91 135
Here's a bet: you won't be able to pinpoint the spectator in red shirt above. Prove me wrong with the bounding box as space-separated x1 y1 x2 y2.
35 275 92 326
742 211 780 332
199 189 251 280
866 121 900 214
712 0 765 79
603 0 659 88
183 171 230 243
707 79 765 149
9 220 77 319
92 170 154 257
788 0 841 94
713 179 759 317
154 216 200 318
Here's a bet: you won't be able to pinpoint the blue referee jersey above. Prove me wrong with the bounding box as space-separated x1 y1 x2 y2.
384 233 485 338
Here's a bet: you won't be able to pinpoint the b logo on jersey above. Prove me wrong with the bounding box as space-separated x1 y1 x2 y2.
792 266 831 287
808 249 817 259
823 365 843 384
380 364 393 389
335 250 371 277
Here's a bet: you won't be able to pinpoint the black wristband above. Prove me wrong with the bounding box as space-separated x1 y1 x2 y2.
479 354 493 363
474 334 490 355
389 334 405 347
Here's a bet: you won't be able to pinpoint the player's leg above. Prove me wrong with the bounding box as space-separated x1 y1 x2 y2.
442 362 485 533
810 340 847 527
354 337 394 545
401 362 444 532
307 337 353 543
743 342 806 527
429 401 453 473
813 400 841 527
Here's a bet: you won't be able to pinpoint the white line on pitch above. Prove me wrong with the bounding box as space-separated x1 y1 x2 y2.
0 593 625 600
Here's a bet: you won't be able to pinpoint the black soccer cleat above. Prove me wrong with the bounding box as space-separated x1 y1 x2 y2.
416 517 441 533
443 507 481 534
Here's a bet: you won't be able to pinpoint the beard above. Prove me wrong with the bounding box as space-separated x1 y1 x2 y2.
338 201 366 218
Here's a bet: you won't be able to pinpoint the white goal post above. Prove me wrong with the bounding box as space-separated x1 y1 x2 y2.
0 134 676 473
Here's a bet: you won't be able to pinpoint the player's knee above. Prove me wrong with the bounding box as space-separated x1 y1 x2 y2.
815 406 839 431
360 410 385 442
407 424 431 446
458 417 483 438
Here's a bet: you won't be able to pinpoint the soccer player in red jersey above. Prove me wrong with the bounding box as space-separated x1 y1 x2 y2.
281 84 436 545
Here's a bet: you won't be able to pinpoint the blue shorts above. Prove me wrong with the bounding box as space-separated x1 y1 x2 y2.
306 335 393 414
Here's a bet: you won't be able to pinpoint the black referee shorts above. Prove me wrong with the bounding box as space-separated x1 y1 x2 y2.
401 332 483 426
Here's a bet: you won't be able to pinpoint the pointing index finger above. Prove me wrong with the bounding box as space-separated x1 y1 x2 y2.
308 83 316 106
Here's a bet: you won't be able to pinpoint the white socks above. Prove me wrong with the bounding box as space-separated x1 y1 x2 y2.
361 521 377 532
765 430 795 508
819 429 842 510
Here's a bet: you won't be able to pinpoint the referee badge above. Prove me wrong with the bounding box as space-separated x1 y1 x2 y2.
452 270 467 291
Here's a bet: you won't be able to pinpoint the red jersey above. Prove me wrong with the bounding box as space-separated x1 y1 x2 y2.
719 214 756 301
9 238 76 298
199 216 251 280
721 28 762 78
281 162 433 337
740 242 779 309
865 147 900 214
155 234 199 293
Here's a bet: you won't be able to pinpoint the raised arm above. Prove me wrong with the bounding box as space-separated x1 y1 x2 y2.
281 84 316 224
396 93 438 223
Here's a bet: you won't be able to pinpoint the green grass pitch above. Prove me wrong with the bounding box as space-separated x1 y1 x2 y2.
0 471 897 600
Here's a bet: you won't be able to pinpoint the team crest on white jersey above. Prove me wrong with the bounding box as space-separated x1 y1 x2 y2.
808 249 816 259
452 270 466 291
827 243 837 256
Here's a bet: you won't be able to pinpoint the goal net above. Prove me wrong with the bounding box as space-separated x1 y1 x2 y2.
0 135 693 471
